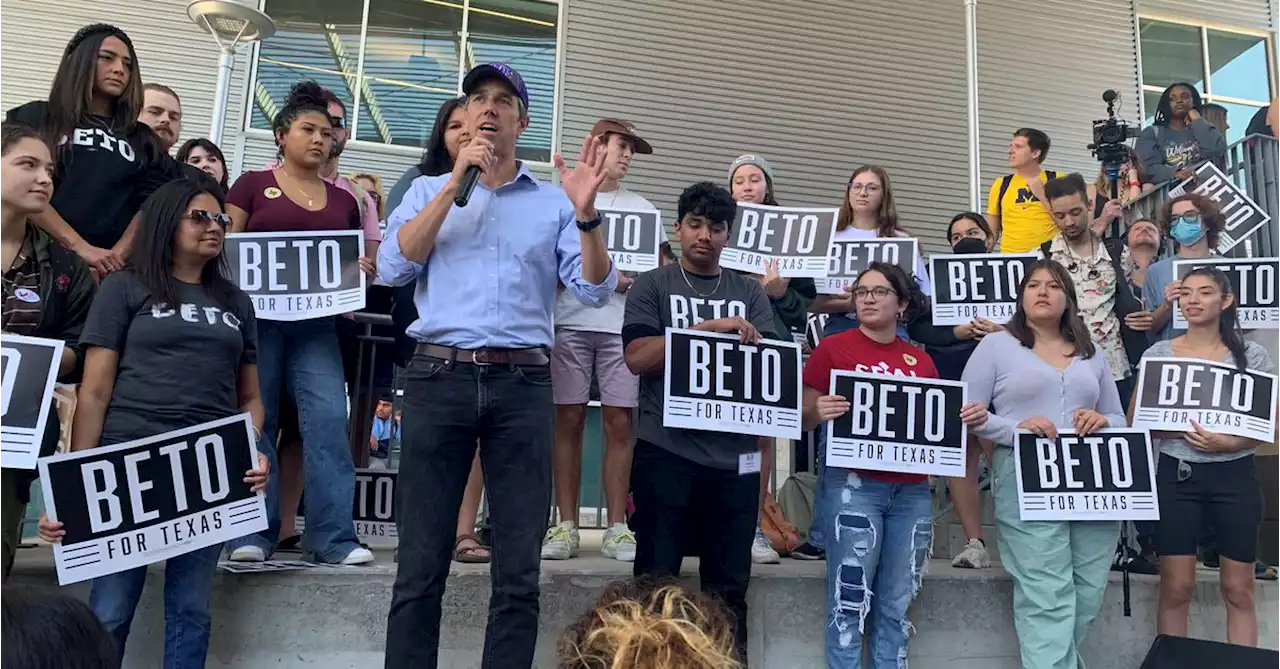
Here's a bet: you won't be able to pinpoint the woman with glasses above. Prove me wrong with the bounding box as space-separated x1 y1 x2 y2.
1141 195 1227 343
809 166 931 337
221 83 375 566
37 178 269 668
961 259 1127 669
1140 266 1273 646
802 262 988 667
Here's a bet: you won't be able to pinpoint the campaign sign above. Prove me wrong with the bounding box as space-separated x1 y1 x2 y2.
663 329 803 440
1170 162 1271 254
38 414 266 585
1 335 64 469
1171 258 1278 330
1133 357 1278 443
804 313 829 352
224 230 366 321
602 208 663 272
825 371 967 477
1014 429 1158 521
815 239 920 295
720 203 838 278
354 468 397 548
930 253 1037 325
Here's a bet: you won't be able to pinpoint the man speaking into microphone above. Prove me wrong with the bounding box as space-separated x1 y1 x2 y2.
377 63 616 668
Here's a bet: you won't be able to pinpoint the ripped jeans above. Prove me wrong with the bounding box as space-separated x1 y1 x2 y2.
822 467 932 669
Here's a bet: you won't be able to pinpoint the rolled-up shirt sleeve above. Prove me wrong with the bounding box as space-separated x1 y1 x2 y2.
377 176 440 287
556 207 617 307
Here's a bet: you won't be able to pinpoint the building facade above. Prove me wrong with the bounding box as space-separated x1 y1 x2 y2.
1 0 1274 254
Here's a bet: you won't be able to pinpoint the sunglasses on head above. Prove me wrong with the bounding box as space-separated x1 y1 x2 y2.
184 209 231 228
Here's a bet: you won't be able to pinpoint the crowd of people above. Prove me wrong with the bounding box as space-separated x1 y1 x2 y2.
0 20 1276 669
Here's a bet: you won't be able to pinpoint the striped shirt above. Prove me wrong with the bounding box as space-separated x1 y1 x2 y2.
2 236 40 335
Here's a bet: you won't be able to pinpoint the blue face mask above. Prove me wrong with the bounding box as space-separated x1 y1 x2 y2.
1170 214 1205 246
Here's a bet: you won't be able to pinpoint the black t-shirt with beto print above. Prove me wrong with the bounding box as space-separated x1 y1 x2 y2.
80 271 257 446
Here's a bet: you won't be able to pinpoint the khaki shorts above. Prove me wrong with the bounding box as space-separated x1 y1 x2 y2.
551 330 639 407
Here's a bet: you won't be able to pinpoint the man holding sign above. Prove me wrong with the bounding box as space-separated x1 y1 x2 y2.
546 118 655 563
622 181 777 661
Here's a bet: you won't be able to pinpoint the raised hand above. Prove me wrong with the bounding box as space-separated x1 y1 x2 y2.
554 133 609 222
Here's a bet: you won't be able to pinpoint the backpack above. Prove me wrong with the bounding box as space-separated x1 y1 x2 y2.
760 491 801 556
996 170 1058 216
776 472 818 543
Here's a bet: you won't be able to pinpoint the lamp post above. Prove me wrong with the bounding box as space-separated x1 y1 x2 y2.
187 0 276 145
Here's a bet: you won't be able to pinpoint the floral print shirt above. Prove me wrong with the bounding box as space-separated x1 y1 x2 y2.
1047 235 1132 381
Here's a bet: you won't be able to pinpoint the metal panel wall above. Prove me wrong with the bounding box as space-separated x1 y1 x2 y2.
1138 0 1275 31
558 0 971 255
976 0 1142 202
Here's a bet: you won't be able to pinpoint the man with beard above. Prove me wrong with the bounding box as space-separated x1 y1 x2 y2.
138 84 181 152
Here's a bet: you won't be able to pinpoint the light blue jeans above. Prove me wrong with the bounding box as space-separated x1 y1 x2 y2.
822 466 933 669
90 543 222 669
225 318 361 563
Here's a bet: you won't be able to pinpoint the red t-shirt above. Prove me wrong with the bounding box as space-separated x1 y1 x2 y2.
803 328 939 484
227 170 361 233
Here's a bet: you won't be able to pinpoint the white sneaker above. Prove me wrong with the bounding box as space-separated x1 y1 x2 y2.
228 545 266 562
541 521 579 560
340 546 375 565
751 527 780 564
952 538 991 569
602 523 637 562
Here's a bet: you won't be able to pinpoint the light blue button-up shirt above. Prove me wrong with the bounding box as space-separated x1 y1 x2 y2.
378 163 617 349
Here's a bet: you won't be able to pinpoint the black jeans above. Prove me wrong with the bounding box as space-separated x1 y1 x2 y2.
385 356 553 669
630 439 757 660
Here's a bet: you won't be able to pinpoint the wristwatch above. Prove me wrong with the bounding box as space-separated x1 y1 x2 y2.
576 215 603 232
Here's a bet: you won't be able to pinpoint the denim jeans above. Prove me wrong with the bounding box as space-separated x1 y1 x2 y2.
822 467 932 669
89 543 222 669
225 318 361 563
385 355 553 669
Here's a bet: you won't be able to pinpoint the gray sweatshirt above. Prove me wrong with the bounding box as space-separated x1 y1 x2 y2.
1135 118 1228 184
961 331 1128 447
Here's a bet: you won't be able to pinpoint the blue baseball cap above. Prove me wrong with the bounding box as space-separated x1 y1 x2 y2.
462 62 530 111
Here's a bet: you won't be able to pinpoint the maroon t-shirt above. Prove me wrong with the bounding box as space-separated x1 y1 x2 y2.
227 170 361 233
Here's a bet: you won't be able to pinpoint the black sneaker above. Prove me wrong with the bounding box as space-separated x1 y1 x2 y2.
791 541 825 561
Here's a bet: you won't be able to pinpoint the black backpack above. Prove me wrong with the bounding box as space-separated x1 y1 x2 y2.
996 170 1058 216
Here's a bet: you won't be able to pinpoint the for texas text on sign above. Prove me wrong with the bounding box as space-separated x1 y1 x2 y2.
602 208 663 273
719 203 838 278
1014 428 1158 521
223 230 366 321
1 334 64 470
929 253 1037 326
1133 357 1278 443
1171 257 1278 330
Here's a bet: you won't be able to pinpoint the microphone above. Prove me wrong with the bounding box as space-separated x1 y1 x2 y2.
1102 89 1119 103
454 165 481 207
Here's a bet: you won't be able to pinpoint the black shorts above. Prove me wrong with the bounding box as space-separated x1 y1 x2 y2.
1155 453 1261 563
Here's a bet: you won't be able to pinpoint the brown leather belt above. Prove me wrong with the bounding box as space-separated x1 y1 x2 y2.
415 343 549 366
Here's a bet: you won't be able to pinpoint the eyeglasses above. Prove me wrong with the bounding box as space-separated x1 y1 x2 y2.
330 116 346 130
852 286 897 301
1066 262 1101 281
183 209 231 228
1170 213 1201 226
368 191 382 203
849 183 882 194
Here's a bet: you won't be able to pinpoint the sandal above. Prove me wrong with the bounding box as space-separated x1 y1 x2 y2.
453 534 490 563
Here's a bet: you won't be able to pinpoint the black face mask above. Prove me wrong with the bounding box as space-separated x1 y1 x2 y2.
952 237 987 254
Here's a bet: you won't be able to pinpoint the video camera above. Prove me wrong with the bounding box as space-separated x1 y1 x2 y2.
1088 89 1138 171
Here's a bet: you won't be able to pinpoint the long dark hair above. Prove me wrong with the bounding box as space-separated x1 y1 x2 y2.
133 179 239 311
836 165 901 237
176 138 229 191
46 25 143 145
854 262 926 325
945 212 993 241
272 81 331 160
1005 259 1096 358
1153 82 1203 127
1181 266 1249 371
419 96 467 177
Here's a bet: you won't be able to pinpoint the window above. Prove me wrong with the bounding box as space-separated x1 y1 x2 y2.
1139 18 1275 144
250 0 560 162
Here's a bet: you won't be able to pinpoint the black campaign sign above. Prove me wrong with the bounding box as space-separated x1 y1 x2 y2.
602 208 662 272
1134 357 1278 443
1014 429 1158 521
1171 162 1272 254
38 414 267 585
663 329 802 439
825 371 967 477
353 468 397 548
1172 258 1278 330
224 230 366 321
720 203 838 278
930 253 1037 325
815 239 920 296
1 335 64 470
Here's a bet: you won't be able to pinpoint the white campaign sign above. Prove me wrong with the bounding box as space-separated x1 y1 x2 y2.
601 208 663 273
1171 258 1278 330
1169 162 1272 254
1013 429 1159 521
224 230 366 321
1 334 64 469
719 203 838 278
1133 357 1278 443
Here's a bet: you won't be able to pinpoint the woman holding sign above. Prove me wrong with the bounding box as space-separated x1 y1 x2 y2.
1138 267 1274 646
801 262 989 668
961 259 1127 669
37 179 269 668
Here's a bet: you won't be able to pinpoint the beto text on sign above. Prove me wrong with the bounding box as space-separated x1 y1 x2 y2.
719 203 837 278
930 253 1036 325
816 239 920 296
224 230 366 321
1014 428 1158 521
1133 357 1278 443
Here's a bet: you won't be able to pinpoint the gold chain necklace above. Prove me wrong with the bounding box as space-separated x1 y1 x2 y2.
279 169 319 207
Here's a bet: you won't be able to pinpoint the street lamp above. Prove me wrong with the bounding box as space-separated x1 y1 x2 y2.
187 0 275 145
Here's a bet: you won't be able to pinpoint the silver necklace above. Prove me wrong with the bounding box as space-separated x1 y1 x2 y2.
679 263 722 298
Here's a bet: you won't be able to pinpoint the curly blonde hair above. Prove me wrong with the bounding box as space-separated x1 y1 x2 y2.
557 578 741 669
